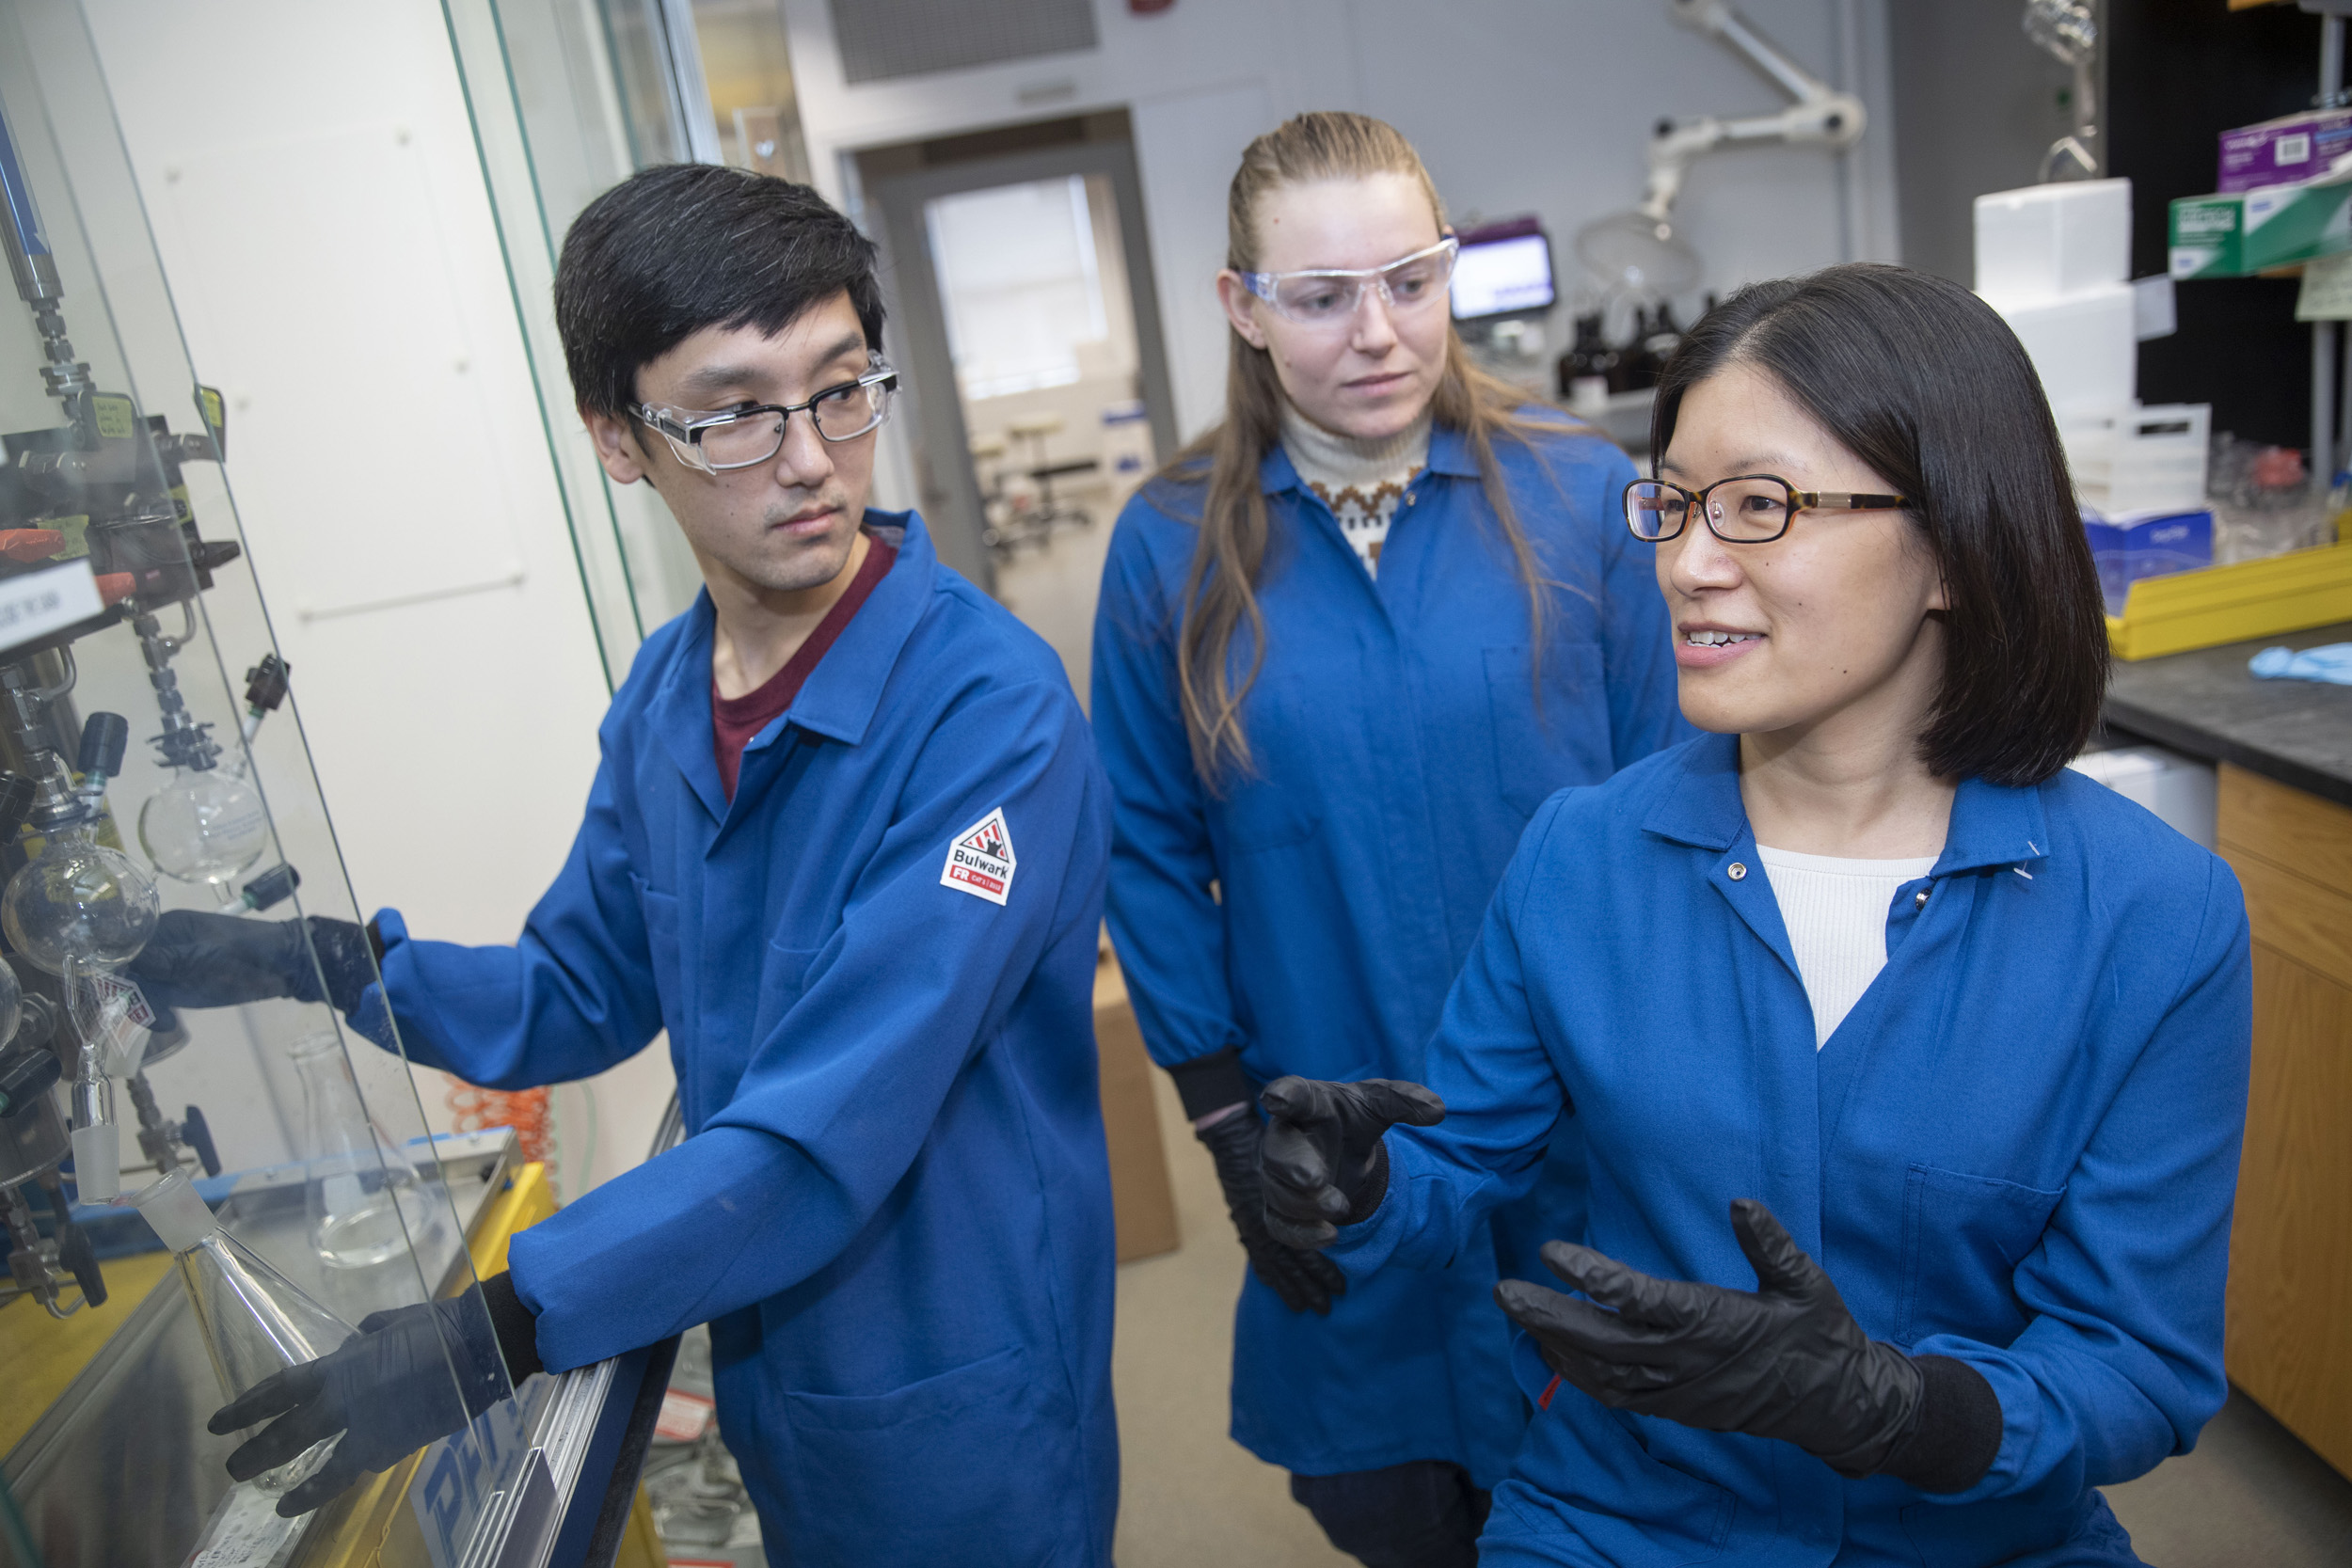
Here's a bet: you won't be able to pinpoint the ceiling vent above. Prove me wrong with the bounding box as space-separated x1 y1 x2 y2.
828 0 1099 86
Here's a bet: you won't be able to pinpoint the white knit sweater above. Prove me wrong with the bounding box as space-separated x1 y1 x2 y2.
1279 403 1432 579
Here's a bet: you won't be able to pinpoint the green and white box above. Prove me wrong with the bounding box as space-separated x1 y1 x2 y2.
2170 177 2352 278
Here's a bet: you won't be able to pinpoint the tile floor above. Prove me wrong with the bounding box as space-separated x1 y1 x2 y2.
1111 1073 1351 1568
1111 1071 2352 1567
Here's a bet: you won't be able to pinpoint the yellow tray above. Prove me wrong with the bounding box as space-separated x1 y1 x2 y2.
2106 538 2352 660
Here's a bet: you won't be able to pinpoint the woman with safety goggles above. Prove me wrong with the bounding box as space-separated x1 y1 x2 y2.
1089 110 1687 1567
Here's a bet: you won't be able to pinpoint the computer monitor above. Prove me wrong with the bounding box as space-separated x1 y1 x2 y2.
1451 218 1557 321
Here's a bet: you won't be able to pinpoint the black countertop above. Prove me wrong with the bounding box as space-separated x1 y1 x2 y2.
2104 621 2352 808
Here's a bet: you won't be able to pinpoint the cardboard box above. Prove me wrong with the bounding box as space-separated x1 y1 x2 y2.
2220 108 2352 193
2170 178 2352 278
1093 952 1180 1263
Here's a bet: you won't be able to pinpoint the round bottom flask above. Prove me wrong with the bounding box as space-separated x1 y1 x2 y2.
1 824 160 976
140 767 269 893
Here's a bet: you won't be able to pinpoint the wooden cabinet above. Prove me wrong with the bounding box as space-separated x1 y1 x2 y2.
2216 764 2352 1478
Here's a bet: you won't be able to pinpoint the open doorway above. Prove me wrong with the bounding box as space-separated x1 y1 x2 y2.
859 113 1179 709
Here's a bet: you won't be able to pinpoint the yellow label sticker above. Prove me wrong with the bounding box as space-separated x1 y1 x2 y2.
92 395 135 440
199 386 224 432
54 516 90 560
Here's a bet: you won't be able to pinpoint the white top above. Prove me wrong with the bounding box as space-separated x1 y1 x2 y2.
1279 403 1430 579
1755 845 1940 1049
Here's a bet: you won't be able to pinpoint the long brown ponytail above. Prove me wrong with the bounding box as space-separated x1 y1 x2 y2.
1167 111 1576 786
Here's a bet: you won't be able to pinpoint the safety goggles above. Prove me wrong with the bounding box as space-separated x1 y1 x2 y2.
633 358 898 474
1237 237 1459 327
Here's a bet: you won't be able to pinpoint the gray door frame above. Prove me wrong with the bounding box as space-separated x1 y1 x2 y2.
862 135 1182 590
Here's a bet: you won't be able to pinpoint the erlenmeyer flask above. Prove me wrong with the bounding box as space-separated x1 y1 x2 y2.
291 1034 444 1270
130 1169 353 1499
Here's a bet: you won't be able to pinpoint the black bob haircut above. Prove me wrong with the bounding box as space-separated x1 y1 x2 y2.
1649 262 2108 788
554 163 885 420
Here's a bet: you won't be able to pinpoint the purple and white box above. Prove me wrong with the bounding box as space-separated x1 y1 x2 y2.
2219 108 2352 193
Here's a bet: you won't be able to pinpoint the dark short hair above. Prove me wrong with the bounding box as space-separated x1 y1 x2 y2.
1650 262 2108 787
554 164 885 420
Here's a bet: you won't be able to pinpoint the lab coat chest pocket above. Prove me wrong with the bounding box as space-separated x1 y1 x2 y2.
776 1346 1080 1565
1485 643 1610 816
1898 1164 2067 1347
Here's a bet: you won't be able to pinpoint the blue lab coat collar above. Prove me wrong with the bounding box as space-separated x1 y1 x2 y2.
650 509 934 821
773 508 930 746
1640 730 2053 875
1258 419 1482 497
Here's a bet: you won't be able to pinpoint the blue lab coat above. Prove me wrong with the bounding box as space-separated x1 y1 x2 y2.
1089 421 1687 1484
367 512 1119 1568
1330 733 2252 1566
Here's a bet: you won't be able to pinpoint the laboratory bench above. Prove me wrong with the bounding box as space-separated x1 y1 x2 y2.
2106 621 2352 811
2101 624 2352 1483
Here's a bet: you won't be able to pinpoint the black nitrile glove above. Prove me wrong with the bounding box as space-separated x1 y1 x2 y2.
1494 1200 2000 1491
1258 1076 1446 1249
211 1274 542 1518
130 911 380 1013
1197 1108 1349 1314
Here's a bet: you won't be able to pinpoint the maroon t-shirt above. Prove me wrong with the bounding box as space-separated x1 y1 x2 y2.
711 535 897 799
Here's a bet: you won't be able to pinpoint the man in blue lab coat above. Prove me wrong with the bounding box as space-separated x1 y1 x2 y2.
135 165 1118 1566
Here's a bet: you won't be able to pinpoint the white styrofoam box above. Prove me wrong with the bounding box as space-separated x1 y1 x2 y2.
2060 404 2209 512
2133 274 2178 341
2067 744 2217 848
1992 283 2137 415
2107 404 2211 515
2058 404 2124 499
1976 179 2134 304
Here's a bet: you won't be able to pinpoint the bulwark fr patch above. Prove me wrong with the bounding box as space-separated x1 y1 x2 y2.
941 806 1016 905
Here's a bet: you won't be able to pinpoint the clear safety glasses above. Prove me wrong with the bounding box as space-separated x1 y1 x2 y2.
633 358 898 474
1624 474 1909 545
1238 237 1460 327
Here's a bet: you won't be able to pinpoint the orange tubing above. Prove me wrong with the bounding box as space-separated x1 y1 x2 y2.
0 530 64 562
444 1080 553 1172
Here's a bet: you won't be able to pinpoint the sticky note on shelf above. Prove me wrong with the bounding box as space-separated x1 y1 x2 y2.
2297 247 2352 319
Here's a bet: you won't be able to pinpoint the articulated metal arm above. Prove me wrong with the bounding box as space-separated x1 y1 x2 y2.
1640 0 1867 220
